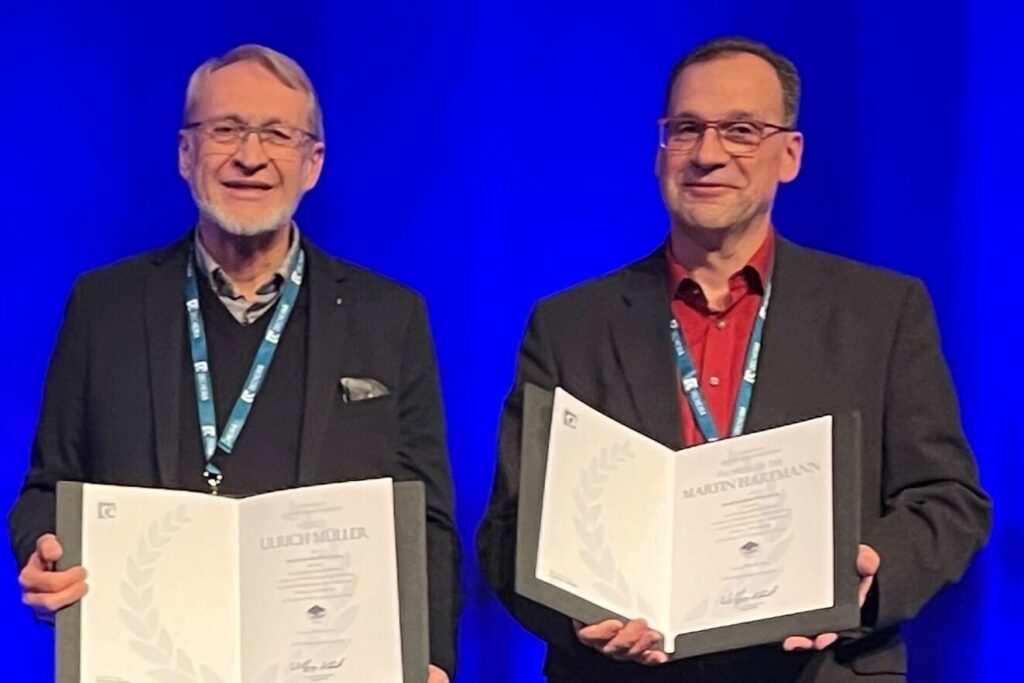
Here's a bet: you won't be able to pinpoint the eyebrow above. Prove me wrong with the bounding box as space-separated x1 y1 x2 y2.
208 114 289 127
668 109 764 121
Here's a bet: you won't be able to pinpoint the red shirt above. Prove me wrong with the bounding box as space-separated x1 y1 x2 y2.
667 232 774 447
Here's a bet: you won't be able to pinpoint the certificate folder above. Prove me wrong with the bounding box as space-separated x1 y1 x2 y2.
56 479 429 683
516 384 862 659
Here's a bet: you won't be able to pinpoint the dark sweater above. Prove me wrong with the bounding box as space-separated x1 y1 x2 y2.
178 272 308 496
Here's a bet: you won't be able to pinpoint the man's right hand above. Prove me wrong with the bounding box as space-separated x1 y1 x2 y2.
18 534 88 623
574 618 669 665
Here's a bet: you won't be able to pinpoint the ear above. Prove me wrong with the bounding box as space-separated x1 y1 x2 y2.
654 146 665 180
300 141 326 192
178 130 193 180
778 131 804 184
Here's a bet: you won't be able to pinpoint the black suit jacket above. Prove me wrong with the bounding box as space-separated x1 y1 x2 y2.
9 235 461 677
477 238 991 682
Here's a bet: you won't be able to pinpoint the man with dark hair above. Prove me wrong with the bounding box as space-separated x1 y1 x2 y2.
10 44 458 683
478 36 990 682
666 37 802 126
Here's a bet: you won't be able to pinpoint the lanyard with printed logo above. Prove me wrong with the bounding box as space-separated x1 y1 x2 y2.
670 268 772 442
185 248 305 493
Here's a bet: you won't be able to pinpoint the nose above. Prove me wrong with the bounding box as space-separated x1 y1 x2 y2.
690 126 731 170
232 131 271 173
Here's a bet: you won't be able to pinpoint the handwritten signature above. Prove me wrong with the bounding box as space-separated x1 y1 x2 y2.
289 658 346 673
719 585 779 611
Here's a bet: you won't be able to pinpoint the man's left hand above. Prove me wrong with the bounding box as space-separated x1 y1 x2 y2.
782 543 880 652
427 664 449 683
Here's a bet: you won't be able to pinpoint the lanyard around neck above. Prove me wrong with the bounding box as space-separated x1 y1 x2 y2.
185 248 305 493
670 267 772 442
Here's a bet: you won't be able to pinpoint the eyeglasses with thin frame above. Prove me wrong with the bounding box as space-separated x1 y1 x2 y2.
657 117 795 156
183 118 319 158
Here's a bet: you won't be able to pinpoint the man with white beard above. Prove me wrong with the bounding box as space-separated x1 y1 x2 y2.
9 45 459 683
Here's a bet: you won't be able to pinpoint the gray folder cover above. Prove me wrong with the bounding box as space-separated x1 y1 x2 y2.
56 480 429 682
515 383 863 659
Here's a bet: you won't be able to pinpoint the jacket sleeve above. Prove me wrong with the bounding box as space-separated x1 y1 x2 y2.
9 279 91 569
395 294 461 678
860 279 992 629
477 304 627 672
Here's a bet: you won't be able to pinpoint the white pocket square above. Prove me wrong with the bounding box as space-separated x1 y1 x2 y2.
339 377 389 402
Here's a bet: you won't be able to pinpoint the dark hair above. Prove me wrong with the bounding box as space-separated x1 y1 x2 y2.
663 36 801 126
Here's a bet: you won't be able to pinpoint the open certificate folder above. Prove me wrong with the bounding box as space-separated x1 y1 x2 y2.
516 385 863 659
56 479 429 683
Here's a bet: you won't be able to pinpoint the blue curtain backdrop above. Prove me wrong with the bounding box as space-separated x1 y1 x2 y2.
2 1 1019 680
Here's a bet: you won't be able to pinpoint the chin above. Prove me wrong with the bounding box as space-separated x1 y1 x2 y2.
675 208 740 232
200 201 294 237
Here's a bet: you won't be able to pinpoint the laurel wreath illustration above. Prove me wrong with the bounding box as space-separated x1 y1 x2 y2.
572 442 653 616
118 505 226 683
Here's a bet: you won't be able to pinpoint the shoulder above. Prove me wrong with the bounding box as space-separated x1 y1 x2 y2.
302 239 428 321
532 250 662 319
71 238 189 299
776 238 928 323
780 239 919 292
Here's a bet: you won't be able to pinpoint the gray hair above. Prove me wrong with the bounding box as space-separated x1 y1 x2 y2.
183 44 324 140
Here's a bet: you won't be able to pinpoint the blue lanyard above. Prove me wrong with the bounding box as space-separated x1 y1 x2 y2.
670 270 772 442
185 248 305 493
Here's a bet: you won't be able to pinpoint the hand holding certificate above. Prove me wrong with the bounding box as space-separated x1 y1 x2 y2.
515 385 863 659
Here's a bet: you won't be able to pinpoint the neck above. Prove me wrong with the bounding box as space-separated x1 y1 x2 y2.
670 218 771 309
197 219 292 300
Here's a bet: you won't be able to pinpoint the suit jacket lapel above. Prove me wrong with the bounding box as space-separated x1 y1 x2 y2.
609 250 684 449
745 238 828 433
146 238 190 487
297 239 350 484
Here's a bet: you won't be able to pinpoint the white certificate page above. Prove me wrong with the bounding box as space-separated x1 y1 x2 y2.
80 484 242 682
669 416 834 634
536 389 676 631
239 479 404 683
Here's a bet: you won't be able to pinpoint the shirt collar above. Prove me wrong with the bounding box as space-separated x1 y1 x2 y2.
193 225 301 300
666 227 774 301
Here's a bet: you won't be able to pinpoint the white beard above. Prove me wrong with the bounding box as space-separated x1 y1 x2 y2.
195 194 298 237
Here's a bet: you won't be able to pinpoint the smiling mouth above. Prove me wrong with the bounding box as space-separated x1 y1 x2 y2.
220 181 275 200
222 181 273 189
683 183 733 196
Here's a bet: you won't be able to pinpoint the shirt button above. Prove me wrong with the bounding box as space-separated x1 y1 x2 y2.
716 319 727 330
708 376 721 387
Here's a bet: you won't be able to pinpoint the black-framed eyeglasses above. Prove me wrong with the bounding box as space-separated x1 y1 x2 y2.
183 118 319 156
657 117 795 156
